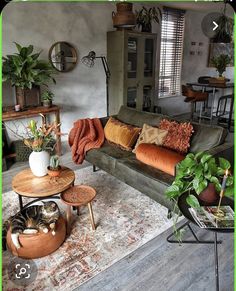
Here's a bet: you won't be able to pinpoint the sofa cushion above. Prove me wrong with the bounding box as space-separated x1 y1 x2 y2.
136 144 185 176
190 122 228 153
117 105 169 128
104 117 141 151
159 119 194 154
133 124 168 153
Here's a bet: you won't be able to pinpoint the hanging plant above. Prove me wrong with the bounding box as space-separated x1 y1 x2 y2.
136 7 162 33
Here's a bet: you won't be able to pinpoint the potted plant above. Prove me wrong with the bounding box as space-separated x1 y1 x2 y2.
42 90 54 108
212 14 233 43
2 42 56 110
166 152 234 208
165 152 233 241
211 54 231 82
136 6 161 32
8 116 61 177
47 155 61 177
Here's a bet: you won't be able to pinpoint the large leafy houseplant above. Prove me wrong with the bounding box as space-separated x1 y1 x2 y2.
2 42 56 109
166 152 234 209
136 7 161 32
211 54 231 78
165 152 233 241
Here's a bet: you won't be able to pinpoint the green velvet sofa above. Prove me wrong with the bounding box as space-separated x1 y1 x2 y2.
85 106 233 211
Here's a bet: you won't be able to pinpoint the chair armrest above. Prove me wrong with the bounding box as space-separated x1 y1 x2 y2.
206 143 234 167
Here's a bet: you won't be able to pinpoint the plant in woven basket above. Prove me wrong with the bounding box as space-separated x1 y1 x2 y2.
2 42 57 109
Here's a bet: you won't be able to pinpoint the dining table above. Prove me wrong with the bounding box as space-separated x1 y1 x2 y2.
187 82 234 131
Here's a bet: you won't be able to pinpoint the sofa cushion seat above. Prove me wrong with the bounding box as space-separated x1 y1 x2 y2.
86 141 133 173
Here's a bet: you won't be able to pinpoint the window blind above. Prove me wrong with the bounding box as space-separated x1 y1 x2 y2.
158 7 185 98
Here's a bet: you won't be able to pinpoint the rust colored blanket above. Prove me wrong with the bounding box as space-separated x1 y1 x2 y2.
68 118 104 164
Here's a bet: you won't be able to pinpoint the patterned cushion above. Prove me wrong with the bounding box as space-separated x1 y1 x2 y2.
104 117 141 151
136 143 185 176
133 124 168 153
159 119 194 154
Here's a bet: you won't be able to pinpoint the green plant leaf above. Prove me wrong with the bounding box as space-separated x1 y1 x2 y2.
226 176 234 186
14 42 22 53
219 157 231 170
210 176 219 184
194 152 204 161
186 194 200 208
195 179 208 195
224 185 234 197
200 153 212 164
165 185 180 199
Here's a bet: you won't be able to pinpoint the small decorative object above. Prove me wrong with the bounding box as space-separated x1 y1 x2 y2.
49 42 78 72
47 155 61 177
2 42 56 110
210 54 231 81
112 2 136 30
165 152 233 241
41 90 54 108
199 42 204 46
136 6 162 33
191 42 196 46
15 104 21 112
9 116 61 177
190 51 195 55
214 169 229 219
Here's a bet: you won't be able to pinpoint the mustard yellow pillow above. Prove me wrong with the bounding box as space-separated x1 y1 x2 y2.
133 123 168 153
104 117 141 151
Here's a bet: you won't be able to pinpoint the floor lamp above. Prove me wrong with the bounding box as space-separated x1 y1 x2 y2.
81 51 111 116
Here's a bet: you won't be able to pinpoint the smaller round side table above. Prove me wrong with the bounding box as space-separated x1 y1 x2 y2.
61 185 96 234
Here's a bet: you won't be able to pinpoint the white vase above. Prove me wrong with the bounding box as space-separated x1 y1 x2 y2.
29 151 50 177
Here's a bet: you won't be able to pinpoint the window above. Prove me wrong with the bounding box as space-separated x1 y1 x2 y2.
158 7 185 98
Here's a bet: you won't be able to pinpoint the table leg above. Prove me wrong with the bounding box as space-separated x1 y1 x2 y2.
55 109 62 156
88 202 96 230
228 93 234 131
210 87 216 124
66 205 72 235
214 232 220 291
18 195 23 210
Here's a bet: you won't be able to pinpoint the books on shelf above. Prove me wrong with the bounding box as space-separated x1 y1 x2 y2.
189 206 234 229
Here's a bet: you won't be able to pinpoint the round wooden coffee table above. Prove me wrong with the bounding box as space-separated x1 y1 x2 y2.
12 166 75 210
61 185 96 234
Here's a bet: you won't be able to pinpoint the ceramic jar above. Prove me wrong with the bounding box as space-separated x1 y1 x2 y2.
29 151 50 177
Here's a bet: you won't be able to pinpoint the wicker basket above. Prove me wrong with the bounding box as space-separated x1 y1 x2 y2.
12 140 56 162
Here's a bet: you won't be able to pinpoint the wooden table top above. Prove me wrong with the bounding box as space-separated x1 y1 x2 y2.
12 166 75 197
187 82 234 89
61 185 96 206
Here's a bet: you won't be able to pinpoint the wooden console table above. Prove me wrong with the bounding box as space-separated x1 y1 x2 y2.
2 105 62 155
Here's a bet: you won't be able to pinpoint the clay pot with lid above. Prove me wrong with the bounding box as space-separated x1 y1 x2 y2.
112 2 136 29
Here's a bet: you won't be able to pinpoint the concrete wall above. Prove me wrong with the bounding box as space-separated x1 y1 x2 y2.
2 3 234 142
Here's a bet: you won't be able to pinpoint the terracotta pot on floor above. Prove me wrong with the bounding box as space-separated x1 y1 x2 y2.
198 183 219 204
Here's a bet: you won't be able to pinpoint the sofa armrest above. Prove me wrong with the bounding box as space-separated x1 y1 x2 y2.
100 115 117 127
206 143 234 167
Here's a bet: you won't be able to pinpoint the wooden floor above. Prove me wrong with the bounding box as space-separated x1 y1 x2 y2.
3 143 234 291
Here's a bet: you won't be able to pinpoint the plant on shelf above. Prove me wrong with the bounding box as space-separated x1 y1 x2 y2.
165 152 234 241
2 42 57 109
211 54 231 79
136 6 161 33
41 90 54 108
47 155 61 177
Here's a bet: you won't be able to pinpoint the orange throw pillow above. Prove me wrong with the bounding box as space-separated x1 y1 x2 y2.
159 119 194 154
104 117 141 151
136 143 185 176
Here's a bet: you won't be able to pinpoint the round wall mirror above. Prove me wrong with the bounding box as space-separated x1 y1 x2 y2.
49 42 78 72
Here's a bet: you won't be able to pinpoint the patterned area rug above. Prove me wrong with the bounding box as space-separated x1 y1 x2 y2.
3 166 172 290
